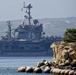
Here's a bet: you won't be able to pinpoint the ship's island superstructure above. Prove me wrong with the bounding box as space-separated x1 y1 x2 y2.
0 3 62 56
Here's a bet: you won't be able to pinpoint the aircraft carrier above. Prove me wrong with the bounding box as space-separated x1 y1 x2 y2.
0 3 62 56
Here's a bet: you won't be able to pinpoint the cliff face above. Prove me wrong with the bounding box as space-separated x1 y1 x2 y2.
51 41 76 67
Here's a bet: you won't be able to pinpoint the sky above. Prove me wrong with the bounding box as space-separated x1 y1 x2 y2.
0 0 76 21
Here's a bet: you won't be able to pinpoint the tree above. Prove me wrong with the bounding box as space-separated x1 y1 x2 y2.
63 28 76 43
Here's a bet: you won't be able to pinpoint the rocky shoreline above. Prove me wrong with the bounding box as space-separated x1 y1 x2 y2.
18 41 76 75
51 41 76 68
18 59 76 74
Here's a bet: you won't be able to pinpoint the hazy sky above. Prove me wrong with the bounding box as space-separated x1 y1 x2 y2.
0 0 76 21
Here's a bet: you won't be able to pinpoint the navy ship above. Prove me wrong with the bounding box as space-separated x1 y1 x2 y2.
0 3 62 56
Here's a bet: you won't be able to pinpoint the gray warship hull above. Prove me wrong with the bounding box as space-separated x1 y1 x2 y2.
0 40 53 56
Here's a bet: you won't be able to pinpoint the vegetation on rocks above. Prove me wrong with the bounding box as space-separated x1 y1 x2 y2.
50 28 76 70
63 28 76 43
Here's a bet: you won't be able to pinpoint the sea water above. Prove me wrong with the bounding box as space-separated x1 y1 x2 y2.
0 57 54 75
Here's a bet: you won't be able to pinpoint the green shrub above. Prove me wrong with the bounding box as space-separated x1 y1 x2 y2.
63 28 76 43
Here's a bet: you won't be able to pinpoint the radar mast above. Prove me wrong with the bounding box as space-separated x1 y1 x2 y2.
7 21 12 41
22 2 32 25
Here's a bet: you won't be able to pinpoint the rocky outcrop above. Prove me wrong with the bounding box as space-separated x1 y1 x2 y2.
18 41 76 74
51 41 76 68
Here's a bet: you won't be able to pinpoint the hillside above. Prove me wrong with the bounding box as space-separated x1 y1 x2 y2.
0 17 76 37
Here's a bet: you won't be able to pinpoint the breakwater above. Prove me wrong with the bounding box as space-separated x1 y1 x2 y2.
18 59 76 75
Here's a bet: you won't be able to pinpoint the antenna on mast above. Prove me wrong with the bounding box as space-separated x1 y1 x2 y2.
21 2 26 11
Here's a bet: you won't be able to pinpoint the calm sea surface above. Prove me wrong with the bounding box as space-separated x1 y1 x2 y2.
0 57 54 75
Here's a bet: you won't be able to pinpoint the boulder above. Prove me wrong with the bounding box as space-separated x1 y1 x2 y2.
36 62 45 67
51 68 61 74
68 70 75 75
73 71 76 75
34 67 43 73
43 66 50 73
18 66 26 72
25 67 33 73
71 59 76 67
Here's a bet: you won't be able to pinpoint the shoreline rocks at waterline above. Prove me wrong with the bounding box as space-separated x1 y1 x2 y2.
18 66 26 72
18 66 76 75
18 41 76 74
18 59 76 74
33 67 43 73
25 67 33 73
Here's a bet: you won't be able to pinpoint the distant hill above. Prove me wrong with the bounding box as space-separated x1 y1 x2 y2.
0 17 76 37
